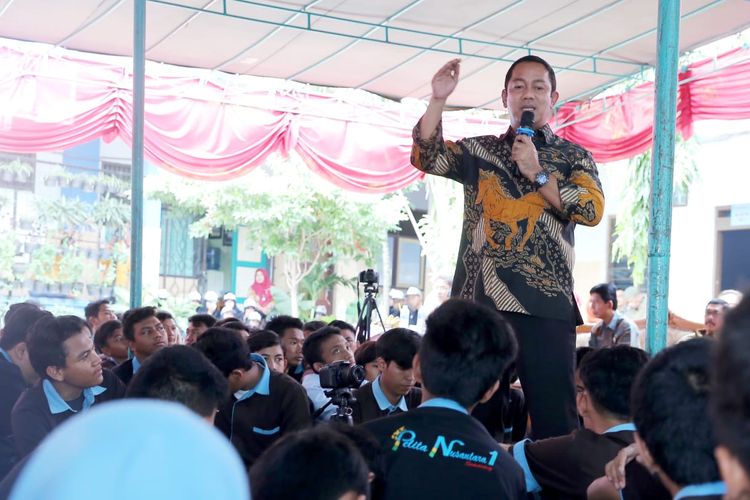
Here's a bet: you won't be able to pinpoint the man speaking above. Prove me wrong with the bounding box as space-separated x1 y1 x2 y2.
411 55 604 439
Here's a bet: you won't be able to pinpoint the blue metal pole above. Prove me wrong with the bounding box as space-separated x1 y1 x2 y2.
647 0 681 353
130 0 146 308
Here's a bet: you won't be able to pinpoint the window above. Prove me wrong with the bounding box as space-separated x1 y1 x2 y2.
101 161 131 183
160 208 201 277
607 216 634 290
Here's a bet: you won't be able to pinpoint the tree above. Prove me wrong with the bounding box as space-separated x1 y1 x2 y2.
612 135 698 286
149 155 407 317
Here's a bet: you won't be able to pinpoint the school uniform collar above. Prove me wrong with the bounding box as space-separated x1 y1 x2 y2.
372 376 407 413
132 356 141 374
235 354 270 401
42 379 106 414
0 348 12 364
606 311 623 330
419 397 468 415
604 422 636 434
674 481 726 499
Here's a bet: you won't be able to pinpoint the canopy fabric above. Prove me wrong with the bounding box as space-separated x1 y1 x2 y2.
2 37 750 191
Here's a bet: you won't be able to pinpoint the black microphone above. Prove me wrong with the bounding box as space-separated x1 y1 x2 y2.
517 110 535 137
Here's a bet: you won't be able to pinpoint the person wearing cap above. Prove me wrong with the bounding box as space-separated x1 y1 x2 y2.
203 290 219 318
220 292 242 320
405 287 423 327
388 289 405 317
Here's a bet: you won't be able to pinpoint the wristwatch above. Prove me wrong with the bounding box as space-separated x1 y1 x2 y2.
534 168 551 188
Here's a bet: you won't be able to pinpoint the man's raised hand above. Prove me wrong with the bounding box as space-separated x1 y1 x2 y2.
431 59 461 101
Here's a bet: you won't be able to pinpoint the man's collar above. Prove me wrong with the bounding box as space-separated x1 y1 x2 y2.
371 376 407 413
0 348 13 365
236 353 271 401
419 397 468 414
674 481 726 500
132 356 141 374
504 123 555 144
603 422 636 434
606 311 622 330
42 379 106 414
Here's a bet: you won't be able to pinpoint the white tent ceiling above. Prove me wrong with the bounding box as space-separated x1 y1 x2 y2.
1 0 750 111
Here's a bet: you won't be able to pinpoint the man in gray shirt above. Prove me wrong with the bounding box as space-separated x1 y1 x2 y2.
588 283 641 348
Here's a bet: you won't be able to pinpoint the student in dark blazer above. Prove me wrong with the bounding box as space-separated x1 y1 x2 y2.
113 307 167 386
352 328 422 424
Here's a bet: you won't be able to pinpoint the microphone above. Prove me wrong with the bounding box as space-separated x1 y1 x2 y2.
517 110 535 138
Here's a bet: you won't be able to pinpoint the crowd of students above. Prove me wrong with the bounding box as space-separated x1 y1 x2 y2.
0 291 748 499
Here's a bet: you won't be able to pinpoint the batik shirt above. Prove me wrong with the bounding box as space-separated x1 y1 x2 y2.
411 121 604 321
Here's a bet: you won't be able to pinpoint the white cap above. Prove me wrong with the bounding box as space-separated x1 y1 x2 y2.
187 290 201 302
204 291 218 302
223 292 236 301
389 289 405 300
406 286 422 296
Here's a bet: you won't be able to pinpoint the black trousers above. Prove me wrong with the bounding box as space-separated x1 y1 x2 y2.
501 310 579 440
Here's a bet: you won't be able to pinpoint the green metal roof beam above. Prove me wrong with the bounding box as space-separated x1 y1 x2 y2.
147 0 639 78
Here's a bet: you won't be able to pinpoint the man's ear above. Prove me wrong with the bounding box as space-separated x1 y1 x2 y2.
376 357 387 372
501 88 508 108
479 380 500 404
46 365 65 383
9 342 27 363
312 361 324 373
550 89 560 107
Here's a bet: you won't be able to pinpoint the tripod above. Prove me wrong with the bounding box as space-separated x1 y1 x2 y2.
355 283 386 344
313 388 357 425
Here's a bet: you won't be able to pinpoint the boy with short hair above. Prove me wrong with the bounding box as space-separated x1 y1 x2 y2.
93 319 128 369
11 315 125 457
126 345 228 423
194 327 310 466
113 306 168 386
631 339 725 499
247 330 286 374
267 315 305 382
185 313 217 345
351 328 422 424
301 326 355 421
363 299 525 499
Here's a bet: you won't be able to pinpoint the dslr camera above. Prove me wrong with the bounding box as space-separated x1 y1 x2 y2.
358 268 379 294
319 360 365 389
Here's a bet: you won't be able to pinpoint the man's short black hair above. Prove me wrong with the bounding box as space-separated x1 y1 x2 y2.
27 315 90 377
250 426 369 500
122 306 157 341
420 299 517 408
575 346 594 369
126 346 228 418
84 299 110 321
0 303 51 350
706 298 730 311
711 293 750 477
302 326 341 368
188 313 217 329
266 315 303 337
219 319 252 334
247 330 281 353
354 340 377 366
329 319 355 332
631 338 719 486
376 328 421 369
504 55 557 93
590 283 618 310
155 310 174 322
303 320 326 333
93 319 123 353
193 327 253 377
579 345 648 420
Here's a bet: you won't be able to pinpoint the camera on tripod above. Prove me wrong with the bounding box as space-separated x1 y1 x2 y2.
319 360 365 389
358 268 379 294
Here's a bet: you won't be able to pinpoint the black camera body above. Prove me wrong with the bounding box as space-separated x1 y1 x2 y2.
358 268 379 285
319 360 365 389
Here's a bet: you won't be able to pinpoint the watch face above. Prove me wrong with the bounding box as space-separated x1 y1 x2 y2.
535 171 549 186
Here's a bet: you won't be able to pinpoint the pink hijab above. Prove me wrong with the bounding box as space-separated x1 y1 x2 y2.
251 268 273 307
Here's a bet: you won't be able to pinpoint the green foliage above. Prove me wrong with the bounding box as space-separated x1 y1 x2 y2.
0 231 17 286
148 155 407 315
612 136 698 286
417 176 464 277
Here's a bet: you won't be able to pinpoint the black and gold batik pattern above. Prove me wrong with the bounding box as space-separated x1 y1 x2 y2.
411 121 604 322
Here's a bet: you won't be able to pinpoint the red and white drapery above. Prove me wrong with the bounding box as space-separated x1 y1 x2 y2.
2 38 750 192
